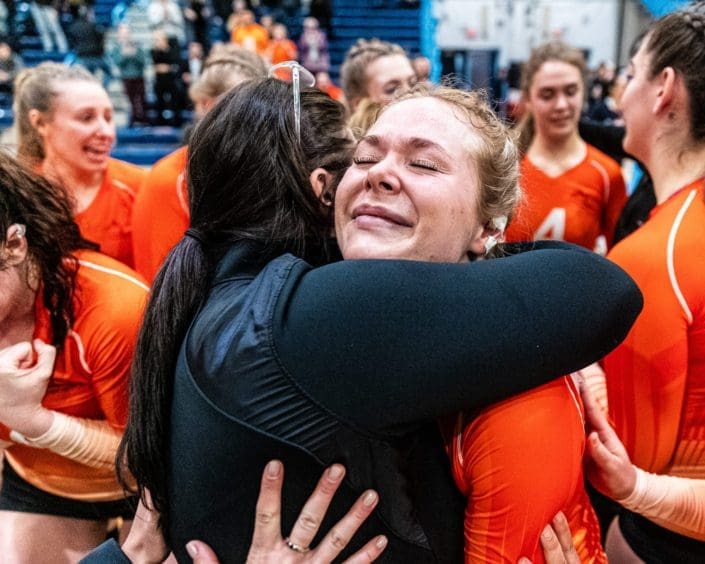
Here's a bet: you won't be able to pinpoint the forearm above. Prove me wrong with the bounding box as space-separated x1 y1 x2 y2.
618 467 705 541
276 241 643 428
12 412 121 470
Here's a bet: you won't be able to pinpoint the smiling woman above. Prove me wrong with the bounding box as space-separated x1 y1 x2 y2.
505 41 627 253
13 63 146 268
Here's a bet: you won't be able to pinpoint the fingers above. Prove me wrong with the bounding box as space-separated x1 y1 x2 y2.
539 522 567 564
1 341 34 369
343 535 388 563
550 513 580 564
250 460 284 553
286 464 346 551
187 540 220 563
32 339 57 372
579 382 608 433
316 488 379 562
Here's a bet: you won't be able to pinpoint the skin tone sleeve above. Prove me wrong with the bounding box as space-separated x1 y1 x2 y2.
273 241 643 431
582 382 705 541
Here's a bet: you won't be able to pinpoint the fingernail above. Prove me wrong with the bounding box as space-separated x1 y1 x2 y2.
542 525 552 540
266 460 282 477
328 464 344 481
376 536 387 549
518 559 530 564
186 542 199 557
363 490 377 507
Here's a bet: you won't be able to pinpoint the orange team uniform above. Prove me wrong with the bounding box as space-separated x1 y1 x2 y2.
505 145 627 251
604 180 705 486
72 158 146 268
446 377 606 563
320 83 344 103
0 250 148 501
131 146 189 283
268 39 297 65
231 23 269 54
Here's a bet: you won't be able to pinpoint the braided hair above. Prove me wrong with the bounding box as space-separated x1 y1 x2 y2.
645 2 705 141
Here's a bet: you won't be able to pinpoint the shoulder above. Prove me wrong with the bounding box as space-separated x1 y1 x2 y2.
584 144 623 178
107 158 148 193
74 250 149 310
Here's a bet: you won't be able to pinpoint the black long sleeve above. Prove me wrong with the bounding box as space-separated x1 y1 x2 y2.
273 241 642 431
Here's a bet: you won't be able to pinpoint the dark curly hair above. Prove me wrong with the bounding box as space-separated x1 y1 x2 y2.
0 152 97 348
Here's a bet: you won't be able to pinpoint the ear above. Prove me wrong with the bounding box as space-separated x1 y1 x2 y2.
3 224 29 266
28 109 48 138
653 66 677 116
468 220 503 257
309 167 334 206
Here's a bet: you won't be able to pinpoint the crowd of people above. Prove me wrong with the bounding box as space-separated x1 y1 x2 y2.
0 1 704 563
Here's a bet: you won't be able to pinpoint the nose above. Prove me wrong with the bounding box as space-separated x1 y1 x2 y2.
554 93 569 110
365 157 401 194
96 117 115 139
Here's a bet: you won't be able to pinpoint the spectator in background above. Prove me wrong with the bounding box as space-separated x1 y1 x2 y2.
150 31 184 126
30 1 69 53
412 55 432 86
226 0 247 37
586 71 627 125
147 0 186 50
259 14 274 38
315 70 343 103
230 9 268 54
298 17 329 74
309 0 333 37
109 24 148 126
0 41 22 104
66 7 111 88
181 41 205 100
266 23 296 65
184 0 210 52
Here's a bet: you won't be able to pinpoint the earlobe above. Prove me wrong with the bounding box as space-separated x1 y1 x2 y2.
309 167 334 206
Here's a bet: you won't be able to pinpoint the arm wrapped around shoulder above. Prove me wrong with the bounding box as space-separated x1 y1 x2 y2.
12 412 121 470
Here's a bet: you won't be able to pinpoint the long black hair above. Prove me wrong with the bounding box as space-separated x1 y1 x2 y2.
117 78 353 527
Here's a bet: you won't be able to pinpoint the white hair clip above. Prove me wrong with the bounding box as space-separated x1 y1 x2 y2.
491 215 508 232
484 235 498 255
12 223 26 238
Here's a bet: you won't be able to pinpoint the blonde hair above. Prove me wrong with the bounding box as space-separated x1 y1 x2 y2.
189 45 268 102
340 38 407 109
516 41 587 154
384 85 521 239
347 97 381 140
14 63 99 165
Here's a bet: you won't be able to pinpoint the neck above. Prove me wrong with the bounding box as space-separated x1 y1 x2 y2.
528 131 586 176
0 293 36 349
530 130 584 160
647 141 705 204
42 156 105 213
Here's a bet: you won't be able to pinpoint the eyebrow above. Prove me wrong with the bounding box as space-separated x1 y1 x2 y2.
360 135 452 159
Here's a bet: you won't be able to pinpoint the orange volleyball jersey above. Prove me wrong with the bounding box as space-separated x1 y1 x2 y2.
505 145 627 251
0 250 148 501
604 181 705 478
269 39 297 65
131 146 189 283
446 377 605 563
73 158 146 268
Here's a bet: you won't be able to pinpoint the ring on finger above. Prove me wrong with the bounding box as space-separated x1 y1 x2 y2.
285 537 311 553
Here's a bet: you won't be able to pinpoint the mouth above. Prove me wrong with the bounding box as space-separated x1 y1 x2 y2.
84 146 111 159
351 204 413 228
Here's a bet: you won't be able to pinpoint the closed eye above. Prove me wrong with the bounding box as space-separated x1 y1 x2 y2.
353 155 379 165
411 159 439 171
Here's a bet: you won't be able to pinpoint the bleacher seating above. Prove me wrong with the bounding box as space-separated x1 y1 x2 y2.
328 0 421 80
